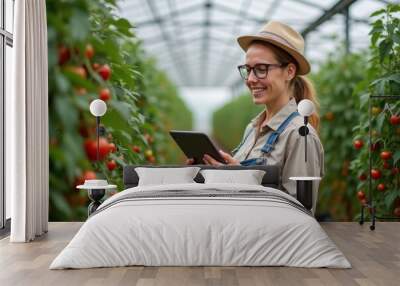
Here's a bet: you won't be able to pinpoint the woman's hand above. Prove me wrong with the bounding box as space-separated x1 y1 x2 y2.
203 150 240 166
185 158 195 165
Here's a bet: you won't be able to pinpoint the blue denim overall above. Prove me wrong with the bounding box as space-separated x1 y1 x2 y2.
233 111 300 166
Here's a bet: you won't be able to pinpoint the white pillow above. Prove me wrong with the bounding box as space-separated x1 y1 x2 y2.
135 167 201 186
200 169 266 185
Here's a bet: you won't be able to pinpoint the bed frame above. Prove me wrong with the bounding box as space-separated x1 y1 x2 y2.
123 164 281 190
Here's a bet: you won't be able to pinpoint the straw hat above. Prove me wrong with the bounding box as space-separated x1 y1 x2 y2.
237 21 310 75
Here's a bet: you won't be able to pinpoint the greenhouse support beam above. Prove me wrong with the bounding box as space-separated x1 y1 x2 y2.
200 0 212 85
167 0 195 85
131 2 204 28
212 0 254 86
302 0 358 38
295 0 326 11
344 6 350 54
145 0 192 85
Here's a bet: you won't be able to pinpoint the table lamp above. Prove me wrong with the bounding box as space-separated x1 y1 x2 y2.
78 99 110 216
89 99 107 161
289 99 321 211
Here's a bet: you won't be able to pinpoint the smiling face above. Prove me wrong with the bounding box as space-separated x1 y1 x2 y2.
245 42 296 105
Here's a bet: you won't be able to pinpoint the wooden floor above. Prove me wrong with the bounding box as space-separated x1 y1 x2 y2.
0 222 399 286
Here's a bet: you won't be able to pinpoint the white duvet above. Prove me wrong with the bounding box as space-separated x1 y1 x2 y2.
50 183 351 269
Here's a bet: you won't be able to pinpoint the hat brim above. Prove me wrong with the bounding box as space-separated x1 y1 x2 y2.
237 35 310 75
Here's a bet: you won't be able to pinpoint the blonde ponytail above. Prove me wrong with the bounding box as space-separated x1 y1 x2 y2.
291 76 320 133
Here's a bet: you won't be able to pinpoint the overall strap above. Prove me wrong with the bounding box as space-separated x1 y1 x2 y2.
231 126 254 155
261 111 300 154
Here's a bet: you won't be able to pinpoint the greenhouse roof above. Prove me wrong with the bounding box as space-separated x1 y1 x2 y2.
118 0 398 89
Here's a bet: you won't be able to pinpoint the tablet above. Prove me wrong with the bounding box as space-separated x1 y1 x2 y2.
169 130 225 164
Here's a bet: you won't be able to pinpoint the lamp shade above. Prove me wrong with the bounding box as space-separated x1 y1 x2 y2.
89 99 107 117
298 99 314 117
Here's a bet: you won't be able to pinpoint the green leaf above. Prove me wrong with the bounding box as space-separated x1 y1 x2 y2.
102 107 132 134
370 8 385 17
55 96 78 131
109 153 127 167
50 190 73 218
359 93 369 108
384 191 398 209
386 73 400 84
393 33 400 44
393 150 400 165
55 72 71 93
388 4 400 13
371 32 381 47
114 18 133 37
376 112 386 132
63 132 84 159
378 39 392 63
109 101 132 121
69 9 90 41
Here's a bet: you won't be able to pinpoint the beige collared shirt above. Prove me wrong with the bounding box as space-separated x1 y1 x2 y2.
232 98 325 212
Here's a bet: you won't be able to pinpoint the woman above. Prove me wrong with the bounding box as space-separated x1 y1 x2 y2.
188 21 324 202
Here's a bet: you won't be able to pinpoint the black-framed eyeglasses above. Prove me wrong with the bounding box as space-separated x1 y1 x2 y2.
237 63 288 80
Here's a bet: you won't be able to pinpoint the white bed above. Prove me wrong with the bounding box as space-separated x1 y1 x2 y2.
50 182 351 269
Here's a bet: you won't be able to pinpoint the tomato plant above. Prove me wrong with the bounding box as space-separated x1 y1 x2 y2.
350 4 400 220
47 0 193 221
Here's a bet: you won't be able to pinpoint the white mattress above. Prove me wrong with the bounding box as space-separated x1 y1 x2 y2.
50 183 350 269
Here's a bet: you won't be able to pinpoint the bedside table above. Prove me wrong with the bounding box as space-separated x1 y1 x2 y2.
289 176 321 210
77 180 117 216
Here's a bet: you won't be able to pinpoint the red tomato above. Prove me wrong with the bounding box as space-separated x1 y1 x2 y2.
58 45 70 65
67 66 87 79
392 167 399 175
83 170 96 180
92 63 100 70
84 138 112 161
380 151 392 160
383 161 391 169
358 173 367 181
147 155 156 163
325 112 334 121
108 143 116 153
370 142 380 152
360 198 368 206
107 160 117 171
370 169 381 180
394 207 400 217
377 183 385 192
75 87 87 95
99 88 111 101
85 44 95 59
75 170 96 186
98 64 111 81
357 191 366 200
353 140 363 150
390 115 400 125
132 145 141 153
144 133 154 144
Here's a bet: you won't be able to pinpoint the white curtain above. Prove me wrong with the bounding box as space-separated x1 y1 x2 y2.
8 0 49 242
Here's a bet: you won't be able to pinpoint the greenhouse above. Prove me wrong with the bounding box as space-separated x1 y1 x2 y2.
1 0 400 285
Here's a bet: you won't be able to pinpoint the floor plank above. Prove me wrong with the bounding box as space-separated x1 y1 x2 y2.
0 222 399 286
